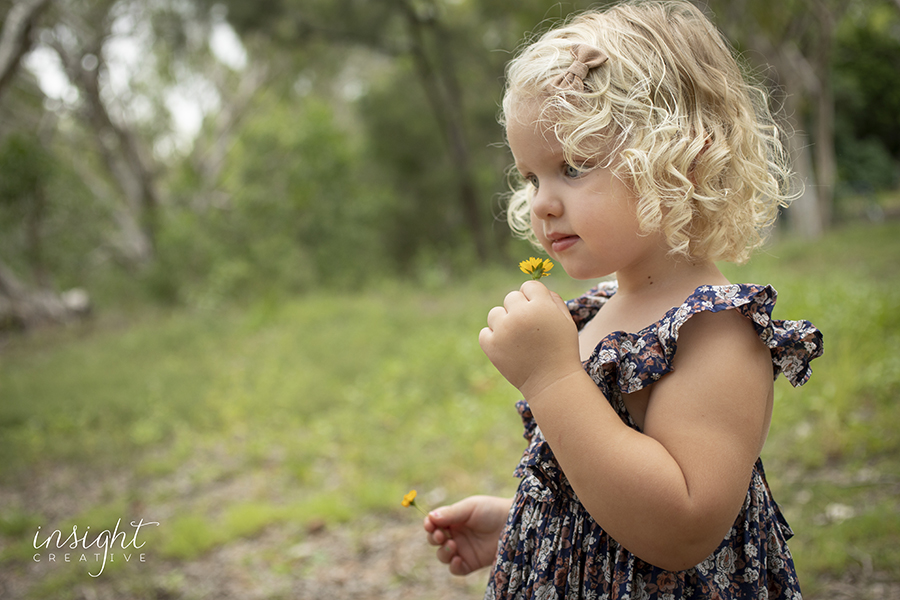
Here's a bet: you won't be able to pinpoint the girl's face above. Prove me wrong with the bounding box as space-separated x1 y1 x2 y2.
506 102 668 281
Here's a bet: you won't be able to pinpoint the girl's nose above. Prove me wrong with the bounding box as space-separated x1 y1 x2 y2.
530 185 563 220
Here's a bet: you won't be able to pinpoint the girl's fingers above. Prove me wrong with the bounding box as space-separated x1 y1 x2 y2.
424 517 455 549
485 306 507 332
427 527 447 546
503 289 526 309
436 539 457 564
519 279 547 300
449 555 472 576
550 290 572 318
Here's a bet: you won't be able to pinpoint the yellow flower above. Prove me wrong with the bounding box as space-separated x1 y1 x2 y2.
401 489 451 539
402 490 418 508
519 257 554 280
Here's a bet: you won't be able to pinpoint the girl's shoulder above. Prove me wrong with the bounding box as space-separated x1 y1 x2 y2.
566 279 618 330
571 282 824 394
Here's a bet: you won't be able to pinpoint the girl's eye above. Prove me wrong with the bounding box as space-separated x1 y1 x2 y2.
526 174 539 188
564 164 582 178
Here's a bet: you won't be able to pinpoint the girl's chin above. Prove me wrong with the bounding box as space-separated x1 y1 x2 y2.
556 261 612 281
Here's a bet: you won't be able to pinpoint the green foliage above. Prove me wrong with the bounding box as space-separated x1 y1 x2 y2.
3 0 897 309
357 64 462 270
0 130 107 289
832 1 900 194
154 91 393 304
834 2 900 156
0 133 51 206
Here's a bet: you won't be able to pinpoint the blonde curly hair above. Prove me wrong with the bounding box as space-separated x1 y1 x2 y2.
501 0 795 264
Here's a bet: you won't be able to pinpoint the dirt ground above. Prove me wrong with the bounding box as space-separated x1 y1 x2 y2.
0 459 489 600
1 514 487 599
2 460 898 599
6 515 900 600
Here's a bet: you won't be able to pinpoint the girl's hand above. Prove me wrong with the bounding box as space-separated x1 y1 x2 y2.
424 495 512 576
479 280 581 398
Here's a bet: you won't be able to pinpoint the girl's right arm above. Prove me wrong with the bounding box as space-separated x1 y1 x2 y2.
480 281 774 570
424 495 512 576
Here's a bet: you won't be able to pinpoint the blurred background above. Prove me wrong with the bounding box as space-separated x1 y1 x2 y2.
0 0 898 599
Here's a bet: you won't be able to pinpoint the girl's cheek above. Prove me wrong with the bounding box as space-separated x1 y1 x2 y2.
532 230 551 253
530 213 546 245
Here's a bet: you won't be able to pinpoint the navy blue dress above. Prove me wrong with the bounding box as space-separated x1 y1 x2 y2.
486 282 823 600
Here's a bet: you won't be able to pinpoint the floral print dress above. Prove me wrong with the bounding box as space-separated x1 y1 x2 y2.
485 282 823 600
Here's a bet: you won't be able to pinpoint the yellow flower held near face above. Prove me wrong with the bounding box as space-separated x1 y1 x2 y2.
519 257 554 280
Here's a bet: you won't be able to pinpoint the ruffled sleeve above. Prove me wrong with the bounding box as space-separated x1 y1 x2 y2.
513 282 822 504
566 279 616 331
582 283 824 395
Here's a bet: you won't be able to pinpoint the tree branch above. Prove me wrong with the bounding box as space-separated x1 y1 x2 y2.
0 0 53 99
48 30 160 263
193 59 270 198
396 0 486 259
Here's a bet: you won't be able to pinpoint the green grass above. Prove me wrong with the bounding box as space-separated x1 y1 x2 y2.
1 221 899 597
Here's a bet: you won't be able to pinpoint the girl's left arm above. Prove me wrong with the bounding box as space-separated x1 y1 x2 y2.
479 281 774 572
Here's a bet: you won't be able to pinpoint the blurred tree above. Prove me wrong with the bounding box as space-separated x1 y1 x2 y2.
203 0 494 261
204 1 452 263
155 91 385 303
202 0 607 267
699 0 847 238
0 132 52 286
0 0 52 96
43 0 163 265
832 1 900 197
0 128 102 329
19 0 271 270
6 0 894 320
0 0 76 328
2 0 284 313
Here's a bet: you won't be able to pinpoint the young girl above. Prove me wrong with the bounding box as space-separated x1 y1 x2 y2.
423 1 823 598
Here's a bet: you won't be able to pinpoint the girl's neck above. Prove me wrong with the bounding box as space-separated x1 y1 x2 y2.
613 257 728 303
576 256 730 363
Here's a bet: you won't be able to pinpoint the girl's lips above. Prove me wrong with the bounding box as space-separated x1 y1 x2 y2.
550 235 579 253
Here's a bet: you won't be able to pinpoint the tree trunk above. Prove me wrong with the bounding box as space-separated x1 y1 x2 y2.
191 60 270 211
759 37 827 238
704 0 837 238
0 0 52 99
398 0 488 261
0 0 81 331
779 64 825 239
25 184 51 288
811 0 837 227
48 35 159 266
813 64 835 228
786 129 825 238
0 258 85 330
